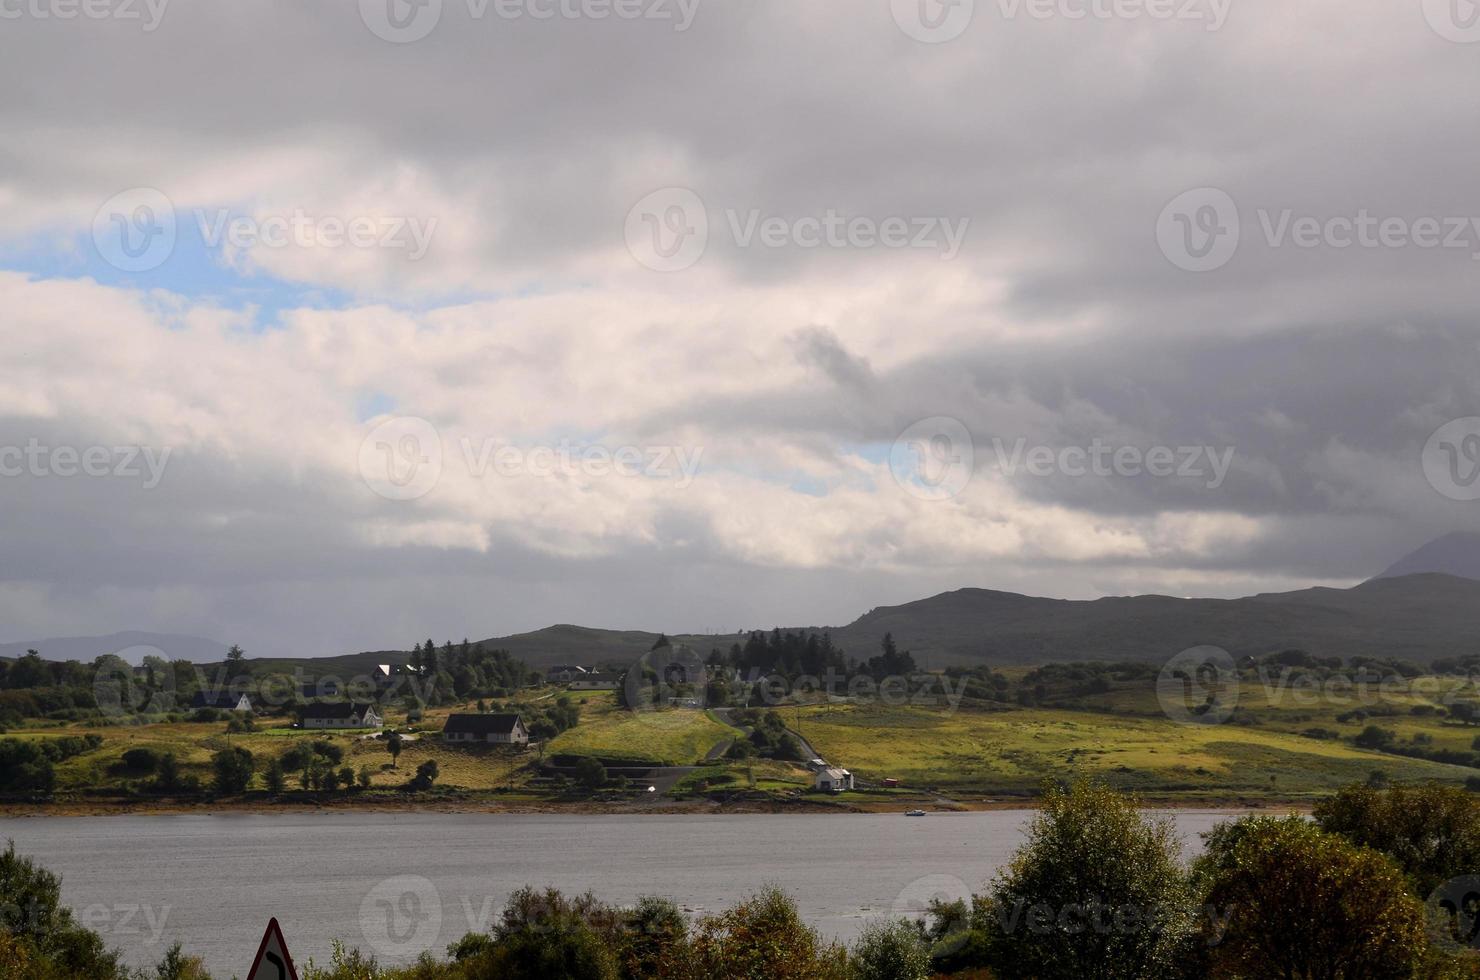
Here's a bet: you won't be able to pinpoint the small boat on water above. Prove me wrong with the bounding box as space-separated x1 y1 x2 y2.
905 809 927 817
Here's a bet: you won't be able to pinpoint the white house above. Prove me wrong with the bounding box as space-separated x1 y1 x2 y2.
568 673 620 691
302 702 383 730
443 713 530 744
814 767 854 793
545 665 588 685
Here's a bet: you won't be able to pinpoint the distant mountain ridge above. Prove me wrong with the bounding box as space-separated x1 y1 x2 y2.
1370 532 1480 583
809 572 1480 667
13 536 1480 671
0 631 229 666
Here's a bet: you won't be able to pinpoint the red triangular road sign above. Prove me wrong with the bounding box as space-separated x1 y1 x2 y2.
245 917 299 980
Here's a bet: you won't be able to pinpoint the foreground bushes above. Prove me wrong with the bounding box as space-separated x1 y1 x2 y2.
1196 817 1429 978
296 885 852 980
1314 782 1480 897
292 782 1480 979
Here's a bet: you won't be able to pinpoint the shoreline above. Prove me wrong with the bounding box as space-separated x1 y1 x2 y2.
0 796 1309 818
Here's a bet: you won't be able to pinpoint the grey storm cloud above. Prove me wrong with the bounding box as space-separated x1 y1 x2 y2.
1 1 1480 653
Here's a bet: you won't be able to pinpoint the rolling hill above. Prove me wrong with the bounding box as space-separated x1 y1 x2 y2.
13 536 1480 673
816 573 1480 667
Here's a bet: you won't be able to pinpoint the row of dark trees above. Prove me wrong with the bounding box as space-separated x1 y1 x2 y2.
407 638 541 701
0 638 543 728
701 629 923 683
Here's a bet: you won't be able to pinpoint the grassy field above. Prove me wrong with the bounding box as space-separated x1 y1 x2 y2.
545 694 740 765
11 664 1480 806
793 672 1480 801
4 688 744 797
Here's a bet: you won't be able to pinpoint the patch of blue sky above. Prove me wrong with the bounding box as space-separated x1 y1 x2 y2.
0 218 498 328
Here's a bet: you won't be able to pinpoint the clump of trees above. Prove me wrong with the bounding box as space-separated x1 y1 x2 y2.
1314 782 1480 897
725 709 803 761
408 759 439 792
713 628 848 679
407 639 540 704
0 735 102 795
903 779 1468 979
525 696 580 741
1195 816 1428 978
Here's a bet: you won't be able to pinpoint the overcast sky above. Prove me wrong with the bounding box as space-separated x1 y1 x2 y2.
1 0 1479 657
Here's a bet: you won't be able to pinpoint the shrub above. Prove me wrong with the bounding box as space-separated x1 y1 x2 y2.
153 753 183 791
313 740 344 764
476 887 620 980
617 897 687 980
850 919 932 980
121 747 160 772
982 780 1198 979
1196 816 1427 979
279 741 314 771
151 943 213 980
408 759 439 791
211 746 254 795
1314 782 1480 897
263 759 286 793
1355 725 1397 749
0 740 56 794
669 885 847 980
574 757 607 791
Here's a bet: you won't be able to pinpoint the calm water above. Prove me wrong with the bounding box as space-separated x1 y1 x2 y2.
0 810 1248 977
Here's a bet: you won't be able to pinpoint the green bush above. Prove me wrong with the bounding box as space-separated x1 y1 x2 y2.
121 747 161 772
408 759 439 791
211 746 254 795
849 919 932 980
671 885 848 980
0 740 55 794
982 780 1198 980
1314 782 1480 896
1196 815 1427 979
475 887 619 980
